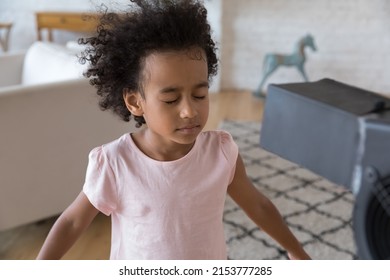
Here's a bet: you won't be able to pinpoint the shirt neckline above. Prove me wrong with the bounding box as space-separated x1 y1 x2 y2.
125 132 201 165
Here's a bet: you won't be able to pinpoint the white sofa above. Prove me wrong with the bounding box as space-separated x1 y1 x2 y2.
0 42 133 231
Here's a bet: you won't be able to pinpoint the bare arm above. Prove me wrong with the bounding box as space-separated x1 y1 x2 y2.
36 191 99 259
227 154 310 260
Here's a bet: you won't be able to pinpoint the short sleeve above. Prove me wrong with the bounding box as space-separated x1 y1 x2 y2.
219 130 239 184
83 146 117 216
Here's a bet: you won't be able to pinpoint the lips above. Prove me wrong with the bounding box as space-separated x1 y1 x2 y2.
176 124 201 133
178 124 199 130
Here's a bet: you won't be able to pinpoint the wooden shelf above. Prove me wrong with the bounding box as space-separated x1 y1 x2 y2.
36 12 100 41
0 22 12 52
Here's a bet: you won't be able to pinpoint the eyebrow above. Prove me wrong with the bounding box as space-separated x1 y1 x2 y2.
159 81 209 94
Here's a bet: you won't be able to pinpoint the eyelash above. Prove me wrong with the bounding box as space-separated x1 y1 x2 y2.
164 96 206 104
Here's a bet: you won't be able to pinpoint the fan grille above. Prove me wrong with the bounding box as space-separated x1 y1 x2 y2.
365 176 390 259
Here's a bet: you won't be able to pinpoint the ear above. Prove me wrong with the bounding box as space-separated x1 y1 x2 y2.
123 89 144 116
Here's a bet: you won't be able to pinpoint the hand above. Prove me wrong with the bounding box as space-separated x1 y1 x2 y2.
288 251 311 260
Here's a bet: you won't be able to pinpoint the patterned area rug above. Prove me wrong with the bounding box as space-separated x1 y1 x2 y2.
220 120 358 260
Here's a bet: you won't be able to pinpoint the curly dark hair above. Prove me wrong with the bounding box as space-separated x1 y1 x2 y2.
79 0 218 127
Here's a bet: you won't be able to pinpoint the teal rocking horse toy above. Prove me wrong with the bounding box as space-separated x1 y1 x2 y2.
253 34 317 97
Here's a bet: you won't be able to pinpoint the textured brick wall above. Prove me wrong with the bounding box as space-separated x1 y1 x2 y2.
2 0 389 94
219 0 390 95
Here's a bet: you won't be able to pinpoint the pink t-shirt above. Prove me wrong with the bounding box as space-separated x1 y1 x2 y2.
83 130 238 259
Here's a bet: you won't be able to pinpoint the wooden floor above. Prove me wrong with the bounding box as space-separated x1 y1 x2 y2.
0 90 264 260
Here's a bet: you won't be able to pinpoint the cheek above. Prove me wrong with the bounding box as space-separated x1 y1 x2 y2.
144 103 176 124
200 100 209 119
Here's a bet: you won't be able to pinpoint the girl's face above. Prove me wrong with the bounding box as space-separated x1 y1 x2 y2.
126 48 209 159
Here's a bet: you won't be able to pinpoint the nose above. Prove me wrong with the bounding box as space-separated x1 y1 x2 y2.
179 98 197 119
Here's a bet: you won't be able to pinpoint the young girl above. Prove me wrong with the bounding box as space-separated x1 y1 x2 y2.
37 0 310 260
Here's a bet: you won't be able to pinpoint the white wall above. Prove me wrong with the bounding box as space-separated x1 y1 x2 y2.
0 0 222 91
204 0 222 93
220 0 390 94
0 0 129 51
1 0 390 94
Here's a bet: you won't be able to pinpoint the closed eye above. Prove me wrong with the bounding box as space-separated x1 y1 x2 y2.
194 96 206 100
164 99 179 104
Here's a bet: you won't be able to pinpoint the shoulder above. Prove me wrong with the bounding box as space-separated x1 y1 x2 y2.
198 130 234 143
198 130 238 160
87 133 129 163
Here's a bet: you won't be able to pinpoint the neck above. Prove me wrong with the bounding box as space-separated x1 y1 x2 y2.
131 129 195 161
